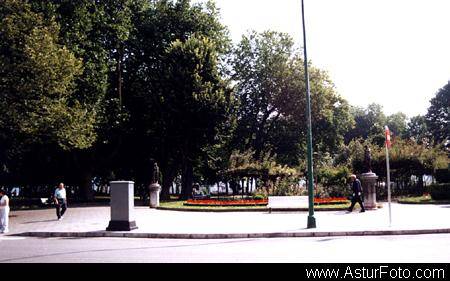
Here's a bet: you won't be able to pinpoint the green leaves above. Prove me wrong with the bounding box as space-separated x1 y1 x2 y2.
426 82 449 145
231 31 353 165
0 0 98 150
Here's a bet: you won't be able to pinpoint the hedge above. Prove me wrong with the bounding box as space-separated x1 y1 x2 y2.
430 183 450 200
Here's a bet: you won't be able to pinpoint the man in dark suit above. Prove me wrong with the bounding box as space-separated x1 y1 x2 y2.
348 174 366 213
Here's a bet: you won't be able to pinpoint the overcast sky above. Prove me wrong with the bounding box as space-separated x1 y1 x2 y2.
194 0 450 118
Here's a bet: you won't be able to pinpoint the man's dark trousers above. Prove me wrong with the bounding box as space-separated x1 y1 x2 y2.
56 198 67 219
349 179 366 212
348 195 365 212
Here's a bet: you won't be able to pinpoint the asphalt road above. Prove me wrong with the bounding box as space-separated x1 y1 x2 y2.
0 234 449 263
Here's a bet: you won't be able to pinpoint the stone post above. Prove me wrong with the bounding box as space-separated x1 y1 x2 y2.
360 172 379 210
149 183 161 208
106 181 138 231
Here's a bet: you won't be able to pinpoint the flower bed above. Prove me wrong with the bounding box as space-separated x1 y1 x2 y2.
184 197 349 207
314 197 349 205
184 199 268 207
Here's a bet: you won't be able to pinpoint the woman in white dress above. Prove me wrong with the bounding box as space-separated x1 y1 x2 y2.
0 189 10 233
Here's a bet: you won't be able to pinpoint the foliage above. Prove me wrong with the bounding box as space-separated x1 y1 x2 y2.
0 0 95 150
435 168 450 184
405 115 430 145
225 150 299 180
231 31 353 166
386 112 407 139
271 177 303 196
316 166 351 198
122 0 232 199
430 183 450 200
426 81 449 145
345 104 386 145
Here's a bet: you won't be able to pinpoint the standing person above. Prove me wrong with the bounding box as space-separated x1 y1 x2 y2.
54 183 68 220
348 174 366 213
0 189 10 233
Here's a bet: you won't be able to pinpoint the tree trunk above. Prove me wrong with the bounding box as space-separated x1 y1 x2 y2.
117 45 123 107
181 161 194 200
72 151 94 202
79 170 94 202
160 165 177 200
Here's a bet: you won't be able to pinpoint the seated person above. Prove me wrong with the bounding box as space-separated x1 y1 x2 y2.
191 184 201 199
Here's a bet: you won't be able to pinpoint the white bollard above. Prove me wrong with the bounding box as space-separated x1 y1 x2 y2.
106 181 138 231
149 183 161 208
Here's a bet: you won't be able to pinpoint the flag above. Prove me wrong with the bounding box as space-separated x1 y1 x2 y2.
385 126 391 148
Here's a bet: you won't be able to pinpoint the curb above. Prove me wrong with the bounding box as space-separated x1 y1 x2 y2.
15 228 450 240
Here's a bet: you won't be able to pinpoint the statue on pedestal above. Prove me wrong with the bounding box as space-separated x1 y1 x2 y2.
151 162 160 184
149 162 161 208
360 145 378 210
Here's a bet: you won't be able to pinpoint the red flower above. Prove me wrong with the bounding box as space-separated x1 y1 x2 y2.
185 199 268 206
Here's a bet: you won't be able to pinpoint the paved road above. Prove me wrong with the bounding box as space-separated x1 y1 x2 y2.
1 234 449 263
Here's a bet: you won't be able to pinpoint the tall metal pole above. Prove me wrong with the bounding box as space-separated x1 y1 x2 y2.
301 0 316 228
386 144 392 226
385 126 392 226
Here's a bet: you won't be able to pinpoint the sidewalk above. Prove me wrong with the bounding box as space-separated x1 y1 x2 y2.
6 203 450 239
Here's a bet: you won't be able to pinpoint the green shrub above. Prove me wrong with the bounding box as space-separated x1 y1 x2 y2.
430 183 450 200
253 194 266 200
316 166 351 197
435 169 450 184
271 177 303 196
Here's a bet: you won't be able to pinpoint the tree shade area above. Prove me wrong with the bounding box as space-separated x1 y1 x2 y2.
0 0 448 201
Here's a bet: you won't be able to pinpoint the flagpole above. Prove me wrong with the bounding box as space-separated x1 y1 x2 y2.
385 126 392 226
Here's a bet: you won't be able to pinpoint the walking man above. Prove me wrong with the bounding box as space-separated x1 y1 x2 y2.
348 174 365 213
54 183 68 220
0 189 10 233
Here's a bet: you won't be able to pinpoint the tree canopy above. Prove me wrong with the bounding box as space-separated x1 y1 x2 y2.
0 0 448 200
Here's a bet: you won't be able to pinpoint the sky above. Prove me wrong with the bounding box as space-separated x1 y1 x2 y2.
194 0 450 118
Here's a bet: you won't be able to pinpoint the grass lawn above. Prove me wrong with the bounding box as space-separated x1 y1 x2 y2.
158 200 351 211
398 196 450 205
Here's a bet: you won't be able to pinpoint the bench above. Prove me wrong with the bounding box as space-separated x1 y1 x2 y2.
268 196 309 209
192 194 210 200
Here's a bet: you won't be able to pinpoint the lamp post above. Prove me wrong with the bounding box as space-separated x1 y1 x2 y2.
301 0 316 228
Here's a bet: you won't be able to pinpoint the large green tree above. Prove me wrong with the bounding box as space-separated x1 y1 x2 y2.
405 115 430 145
0 0 100 186
123 0 232 199
231 31 353 166
426 81 449 146
386 112 407 139
345 103 387 145
25 0 149 200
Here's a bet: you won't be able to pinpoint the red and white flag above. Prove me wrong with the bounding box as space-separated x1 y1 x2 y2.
385 126 391 148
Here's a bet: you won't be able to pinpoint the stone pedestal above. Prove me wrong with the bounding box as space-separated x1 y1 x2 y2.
149 183 161 208
360 172 379 210
107 181 138 231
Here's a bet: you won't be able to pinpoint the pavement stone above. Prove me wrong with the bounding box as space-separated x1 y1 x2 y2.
5 203 450 239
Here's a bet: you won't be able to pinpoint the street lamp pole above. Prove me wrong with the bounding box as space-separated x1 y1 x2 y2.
301 0 316 228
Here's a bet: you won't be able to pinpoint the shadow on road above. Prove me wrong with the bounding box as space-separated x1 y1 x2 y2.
0 237 259 262
22 219 57 224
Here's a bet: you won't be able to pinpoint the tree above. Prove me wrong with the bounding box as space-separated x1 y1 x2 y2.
123 0 232 199
426 81 449 146
405 115 430 145
159 35 233 199
231 31 353 166
387 112 407 139
0 0 100 186
345 103 387 145
25 0 150 200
